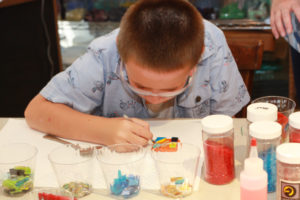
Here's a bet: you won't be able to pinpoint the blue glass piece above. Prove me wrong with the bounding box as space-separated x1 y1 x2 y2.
128 175 139 186
259 147 277 193
110 183 123 195
111 170 141 198
155 137 166 142
15 177 29 187
121 185 140 198
175 179 184 185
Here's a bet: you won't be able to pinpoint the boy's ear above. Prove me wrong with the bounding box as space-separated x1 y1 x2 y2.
189 66 197 76
188 46 205 76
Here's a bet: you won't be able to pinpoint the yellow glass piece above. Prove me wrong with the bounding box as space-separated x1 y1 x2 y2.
169 142 177 148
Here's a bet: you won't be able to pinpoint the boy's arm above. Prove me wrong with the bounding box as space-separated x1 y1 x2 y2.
24 94 152 146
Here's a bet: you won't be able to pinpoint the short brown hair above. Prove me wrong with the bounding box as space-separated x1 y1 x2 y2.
117 0 204 71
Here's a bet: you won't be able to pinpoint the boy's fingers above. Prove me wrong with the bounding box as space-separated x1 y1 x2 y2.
130 118 150 129
126 133 149 146
129 121 153 140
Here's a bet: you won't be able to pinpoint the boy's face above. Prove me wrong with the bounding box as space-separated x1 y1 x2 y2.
125 58 195 105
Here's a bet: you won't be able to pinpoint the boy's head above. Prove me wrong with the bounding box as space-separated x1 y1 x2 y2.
117 0 205 105
117 0 204 72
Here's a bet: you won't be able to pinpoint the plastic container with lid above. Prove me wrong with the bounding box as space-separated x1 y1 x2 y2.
247 102 278 124
289 111 300 143
249 121 282 193
246 103 278 149
276 143 300 200
201 114 234 185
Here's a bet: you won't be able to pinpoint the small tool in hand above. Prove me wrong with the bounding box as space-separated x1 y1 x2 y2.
43 134 102 156
123 114 155 143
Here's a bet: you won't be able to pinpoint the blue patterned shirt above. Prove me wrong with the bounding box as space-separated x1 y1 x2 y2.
40 20 250 118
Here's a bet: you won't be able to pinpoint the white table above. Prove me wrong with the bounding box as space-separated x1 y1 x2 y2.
0 118 275 200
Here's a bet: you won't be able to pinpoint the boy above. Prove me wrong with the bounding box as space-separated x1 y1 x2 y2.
25 0 250 146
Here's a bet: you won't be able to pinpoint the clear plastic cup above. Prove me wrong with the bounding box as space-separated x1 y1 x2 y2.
30 187 75 200
151 142 200 199
48 145 95 198
252 96 296 142
0 143 38 197
96 144 146 199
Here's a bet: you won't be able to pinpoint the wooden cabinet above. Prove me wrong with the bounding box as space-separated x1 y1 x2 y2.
223 29 294 105
224 30 275 52
0 0 62 116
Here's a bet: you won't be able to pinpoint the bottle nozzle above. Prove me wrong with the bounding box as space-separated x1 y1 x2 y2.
251 138 256 147
249 138 258 158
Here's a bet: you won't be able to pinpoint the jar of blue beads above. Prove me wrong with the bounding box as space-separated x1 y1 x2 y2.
96 144 146 199
249 121 281 193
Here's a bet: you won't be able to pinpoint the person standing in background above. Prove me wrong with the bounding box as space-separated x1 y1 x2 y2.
271 0 300 104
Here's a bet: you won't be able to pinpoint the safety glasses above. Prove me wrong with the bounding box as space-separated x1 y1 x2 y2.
118 62 193 98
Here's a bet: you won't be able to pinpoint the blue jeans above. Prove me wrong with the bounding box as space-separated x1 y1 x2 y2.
291 46 300 105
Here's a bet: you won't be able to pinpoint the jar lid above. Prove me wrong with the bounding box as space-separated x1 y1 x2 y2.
289 111 300 129
201 115 233 134
249 121 281 139
277 143 300 164
247 103 278 122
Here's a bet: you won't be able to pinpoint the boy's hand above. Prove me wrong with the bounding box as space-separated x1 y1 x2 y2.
104 117 153 146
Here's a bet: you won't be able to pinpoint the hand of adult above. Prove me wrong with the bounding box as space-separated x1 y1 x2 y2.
270 0 300 38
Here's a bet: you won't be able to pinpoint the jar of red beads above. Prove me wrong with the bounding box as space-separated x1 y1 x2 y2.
276 143 300 200
201 114 234 185
289 111 300 143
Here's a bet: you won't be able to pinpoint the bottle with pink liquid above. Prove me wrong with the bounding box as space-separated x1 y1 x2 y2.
240 139 267 200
